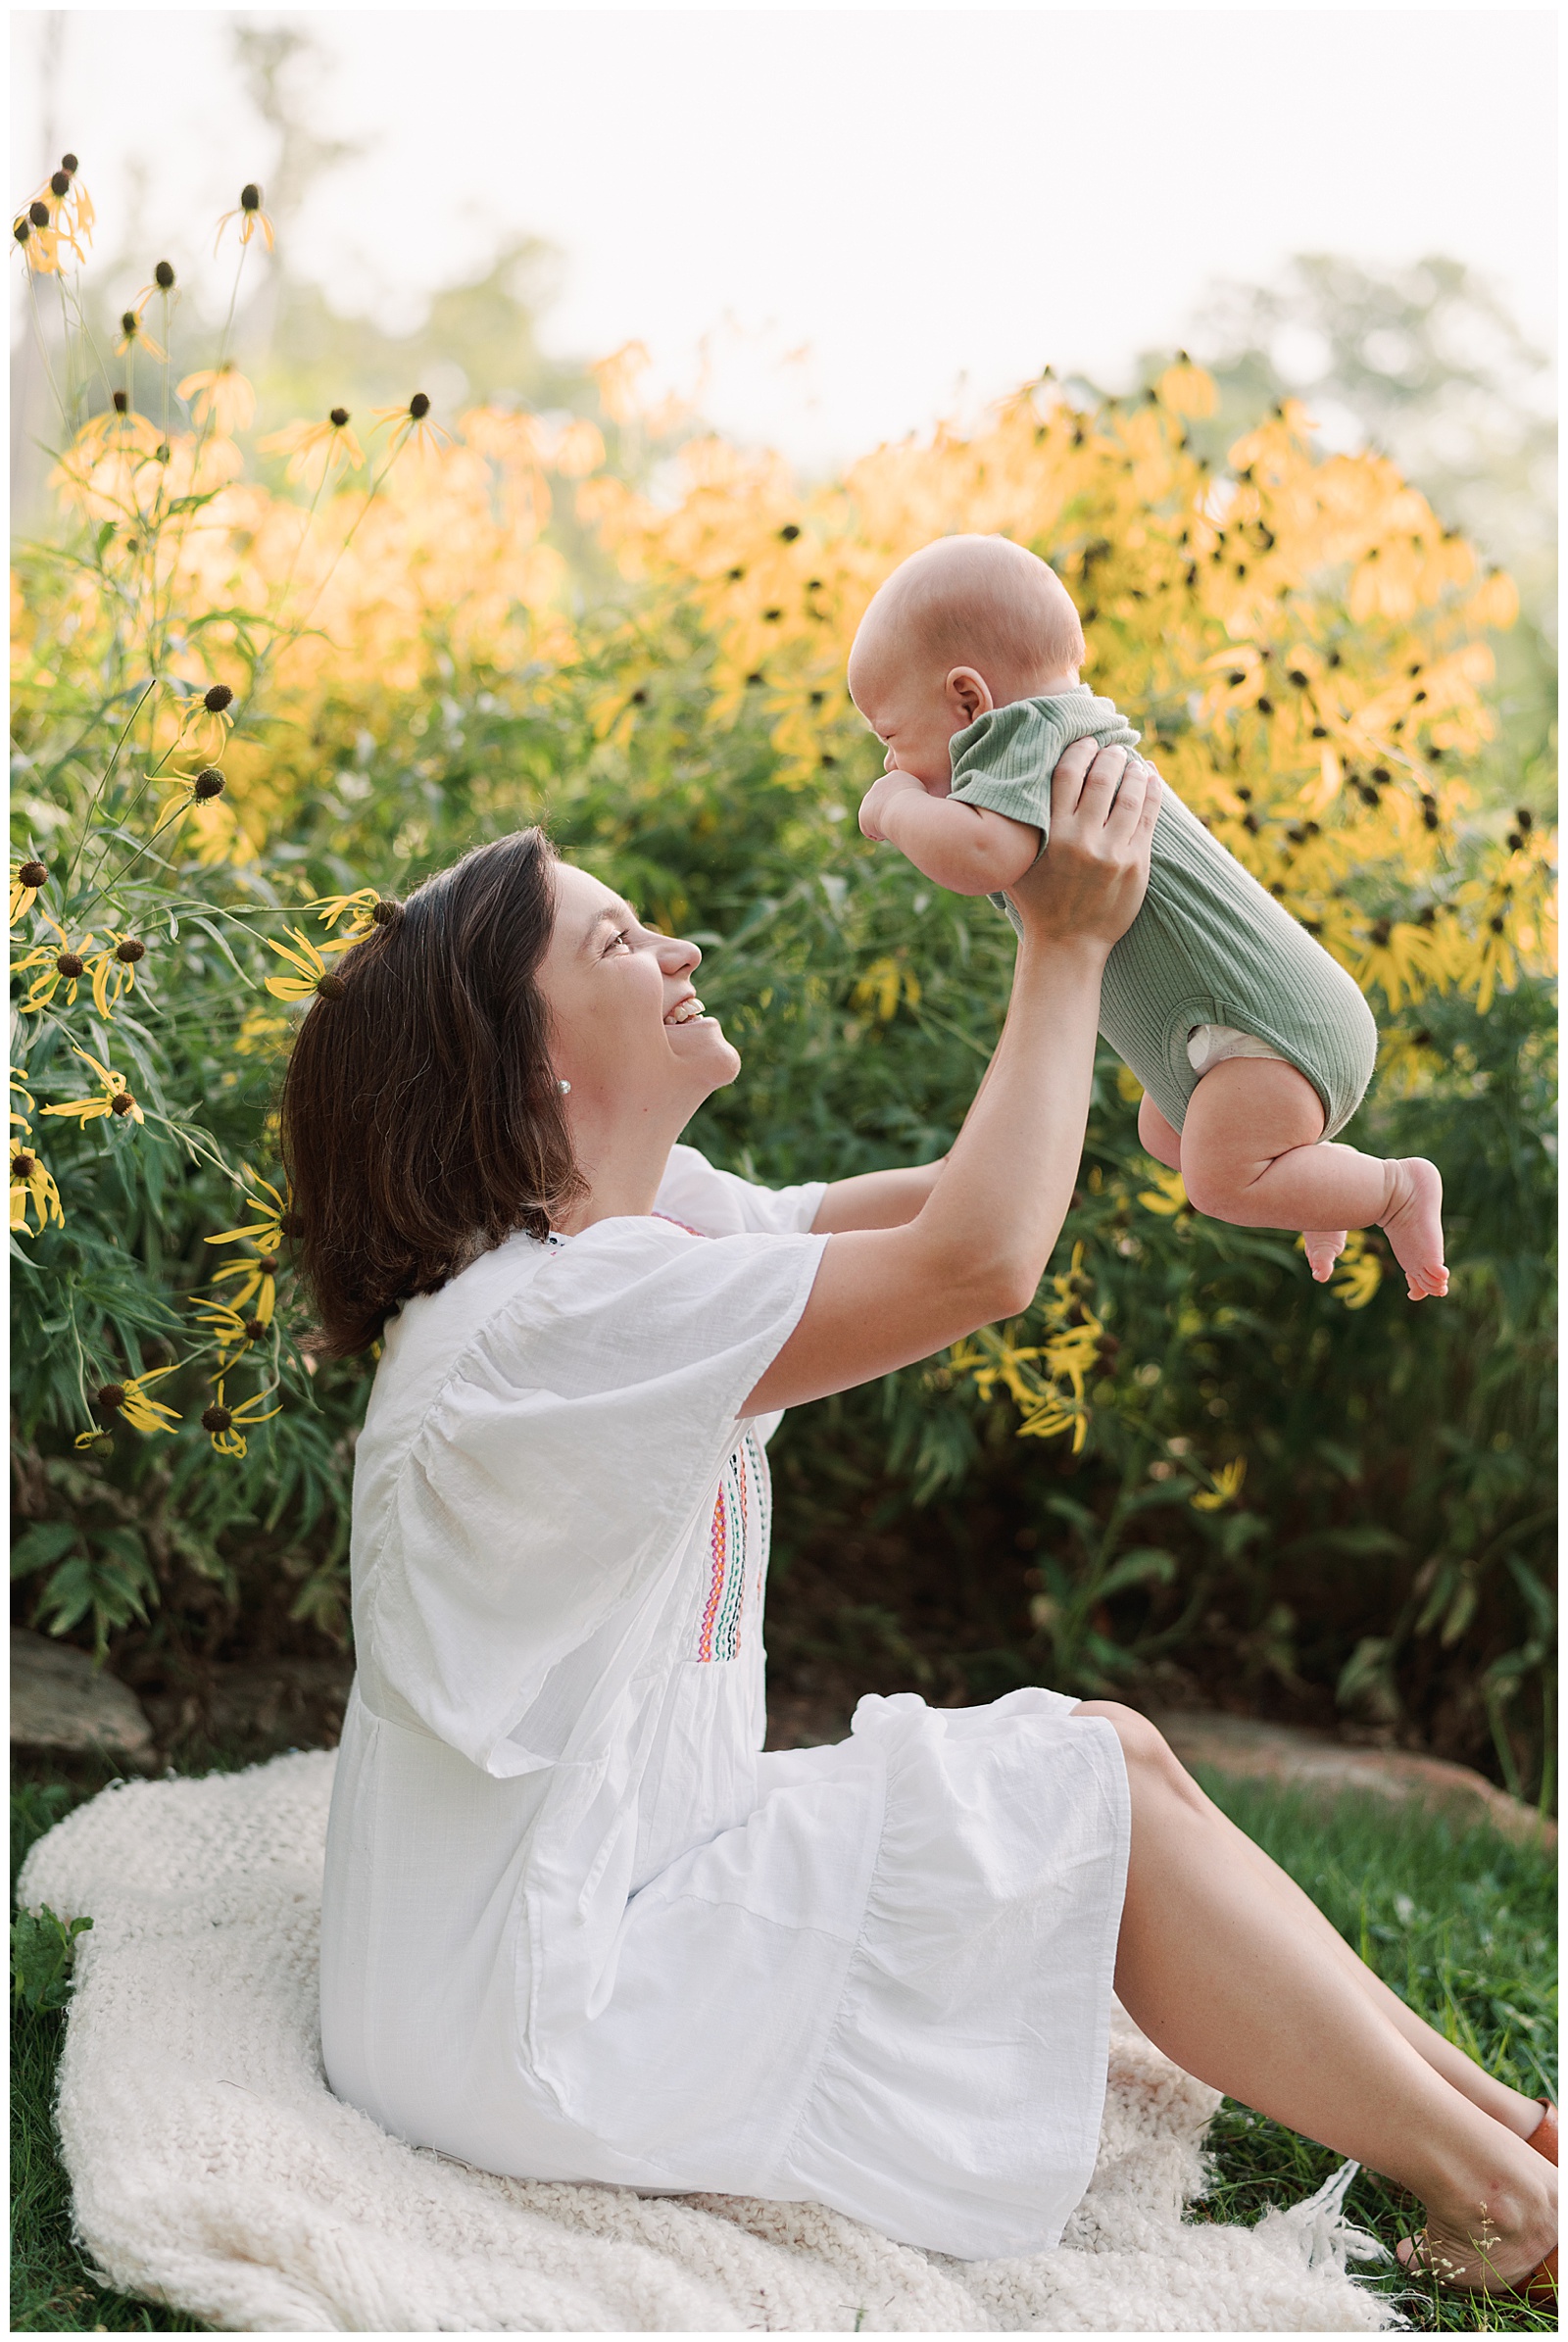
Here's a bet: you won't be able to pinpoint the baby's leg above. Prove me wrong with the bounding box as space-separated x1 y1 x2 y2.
1180 1058 1448 1301
1137 1094 1183 1171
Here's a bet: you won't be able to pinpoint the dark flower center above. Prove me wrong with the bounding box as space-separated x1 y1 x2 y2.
154 260 174 288
193 768 225 801
116 938 146 963
329 407 350 428
204 683 235 712
113 390 128 413
240 184 261 211
122 311 137 335
61 154 78 175
409 392 430 418
28 200 50 227
370 897 401 926
97 1383 126 1411
110 1092 136 1116
316 972 346 1000
244 1318 268 1342
202 1404 234 1434
13 1152 36 1180
19 859 47 887
14 220 30 245
56 951 84 977
258 1252 279 1274
50 171 71 197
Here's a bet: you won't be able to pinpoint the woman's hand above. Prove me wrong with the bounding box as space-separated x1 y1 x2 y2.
1008 743 1160 954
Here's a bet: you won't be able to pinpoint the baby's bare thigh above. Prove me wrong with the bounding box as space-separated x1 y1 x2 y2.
1182 1056 1326 1168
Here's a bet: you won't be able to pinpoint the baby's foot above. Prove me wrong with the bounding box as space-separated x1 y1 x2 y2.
1302 1230 1348 1282
1380 1158 1448 1300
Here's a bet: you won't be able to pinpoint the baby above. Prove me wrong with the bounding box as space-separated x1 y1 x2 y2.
849 535 1447 1300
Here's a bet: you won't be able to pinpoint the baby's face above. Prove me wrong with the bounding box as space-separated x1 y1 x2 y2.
849 654 974 793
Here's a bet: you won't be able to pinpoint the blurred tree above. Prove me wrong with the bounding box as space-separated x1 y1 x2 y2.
1152 256 1556 805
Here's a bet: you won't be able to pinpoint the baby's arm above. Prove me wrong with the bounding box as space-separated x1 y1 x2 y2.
858 768 1039 897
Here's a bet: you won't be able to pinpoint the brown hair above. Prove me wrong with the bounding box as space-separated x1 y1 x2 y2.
278 827 583 1358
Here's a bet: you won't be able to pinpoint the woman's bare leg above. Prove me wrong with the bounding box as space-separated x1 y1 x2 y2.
1074 1702 1557 2289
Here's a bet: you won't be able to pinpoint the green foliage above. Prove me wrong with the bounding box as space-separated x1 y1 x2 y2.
11 1906 92 2016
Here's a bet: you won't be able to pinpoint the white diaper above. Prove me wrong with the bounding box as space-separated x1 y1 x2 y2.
1186 1023 1289 1075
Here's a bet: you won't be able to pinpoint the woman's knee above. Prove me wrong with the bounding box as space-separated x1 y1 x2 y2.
1072 1700 1205 1809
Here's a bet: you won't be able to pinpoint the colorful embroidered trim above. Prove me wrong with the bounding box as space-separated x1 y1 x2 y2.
695 1429 768 1663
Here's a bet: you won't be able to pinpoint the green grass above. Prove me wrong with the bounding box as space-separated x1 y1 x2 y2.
11 1761 1557 2332
1189 1770 1558 2331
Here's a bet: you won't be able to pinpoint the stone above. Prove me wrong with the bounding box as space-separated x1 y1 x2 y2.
11 1628 157 1769
1150 1707 1555 1850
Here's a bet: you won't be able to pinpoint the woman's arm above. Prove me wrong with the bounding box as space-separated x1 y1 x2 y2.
745 742 1156 1415
810 1162 947 1232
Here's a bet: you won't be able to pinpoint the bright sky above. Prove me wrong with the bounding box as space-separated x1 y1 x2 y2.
11 6 1559 473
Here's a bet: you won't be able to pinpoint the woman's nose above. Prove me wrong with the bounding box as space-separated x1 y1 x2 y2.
660 933 701 974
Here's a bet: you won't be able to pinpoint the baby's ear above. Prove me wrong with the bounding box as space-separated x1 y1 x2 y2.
945 666 995 720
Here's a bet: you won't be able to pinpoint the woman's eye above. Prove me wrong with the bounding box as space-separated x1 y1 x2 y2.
606 929 631 954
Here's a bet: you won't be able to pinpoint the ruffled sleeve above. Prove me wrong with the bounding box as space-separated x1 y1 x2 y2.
366 1214 825 1779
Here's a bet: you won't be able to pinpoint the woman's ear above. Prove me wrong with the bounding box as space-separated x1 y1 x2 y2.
945 666 995 724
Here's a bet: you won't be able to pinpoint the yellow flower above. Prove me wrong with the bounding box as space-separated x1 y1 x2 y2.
14 156 92 273
84 1365 181 1437
308 887 381 935
204 1168 288 1255
177 363 257 436
12 916 102 1013
13 209 61 274
199 1377 281 1460
372 392 453 463
10 1131 63 1235
88 932 146 1018
265 924 354 1000
10 856 48 924
1193 1457 1247 1512
215 181 274 255
260 409 365 489
207 1250 279 1322
189 1294 273 1369
1329 1230 1382 1310
114 306 165 362
852 954 920 1021
172 681 238 763
38 1045 144 1128
1137 1163 1189 1216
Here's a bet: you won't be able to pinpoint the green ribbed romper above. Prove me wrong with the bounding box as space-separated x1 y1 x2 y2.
949 690 1378 1138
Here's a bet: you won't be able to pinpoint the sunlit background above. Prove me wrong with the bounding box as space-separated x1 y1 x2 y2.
10 9 1556 519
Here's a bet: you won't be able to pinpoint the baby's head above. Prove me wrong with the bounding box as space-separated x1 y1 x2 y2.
848 535 1085 790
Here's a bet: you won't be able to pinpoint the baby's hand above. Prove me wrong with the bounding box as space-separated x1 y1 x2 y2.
858 765 927 843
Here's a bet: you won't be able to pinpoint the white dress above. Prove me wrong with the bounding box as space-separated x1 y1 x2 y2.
319 1146 1130 2261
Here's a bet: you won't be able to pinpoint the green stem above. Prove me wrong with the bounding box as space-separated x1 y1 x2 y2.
62 678 159 894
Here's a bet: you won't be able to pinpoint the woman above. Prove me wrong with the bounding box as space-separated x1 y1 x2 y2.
287 744 1554 2297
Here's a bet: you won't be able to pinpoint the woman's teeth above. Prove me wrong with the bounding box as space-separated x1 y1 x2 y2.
665 998 706 1026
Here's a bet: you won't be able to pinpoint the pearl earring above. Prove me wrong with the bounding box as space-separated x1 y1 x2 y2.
557 1077 571 1095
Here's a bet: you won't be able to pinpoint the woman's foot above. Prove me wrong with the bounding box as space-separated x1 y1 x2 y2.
1396 2118 1557 2300
1302 1229 1348 1282
1379 1158 1448 1300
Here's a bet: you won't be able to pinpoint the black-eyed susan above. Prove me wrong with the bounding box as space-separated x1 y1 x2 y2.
89 931 145 1018
260 408 364 489
11 857 48 923
204 1168 287 1256
265 924 354 1000
188 1293 270 1369
12 208 60 274
11 915 103 1012
83 1365 180 1437
215 181 274 255
1329 1232 1382 1311
372 391 453 463
115 306 165 363
172 681 238 763
176 362 256 437
38 1043 144 1128
206 1245 279 1322
10 1131 63 1236
307 886 383 937
199 1378 280 1459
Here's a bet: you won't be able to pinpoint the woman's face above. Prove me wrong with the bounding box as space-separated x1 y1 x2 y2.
536 861 741 1122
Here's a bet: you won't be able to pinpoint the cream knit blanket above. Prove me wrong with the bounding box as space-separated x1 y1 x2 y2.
19 1749 1397 2332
